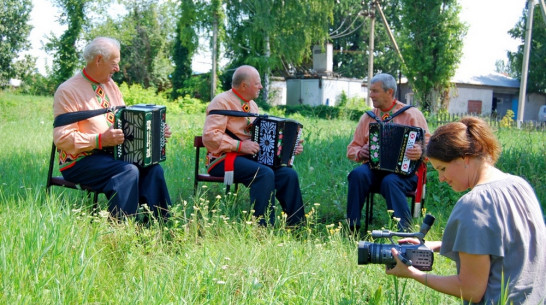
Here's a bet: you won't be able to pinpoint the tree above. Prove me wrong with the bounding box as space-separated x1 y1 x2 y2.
171 0 200 100
397 0 466 113
206 0 225 99
224 0 334 103
508 5 546 94
45 0 90 89
0 0 32 86
329 0 402 79
85 0 177 91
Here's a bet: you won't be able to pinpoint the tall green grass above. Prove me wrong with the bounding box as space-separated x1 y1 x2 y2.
1 91 543 304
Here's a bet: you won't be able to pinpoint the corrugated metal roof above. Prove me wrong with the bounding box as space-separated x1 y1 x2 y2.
452 71 520 88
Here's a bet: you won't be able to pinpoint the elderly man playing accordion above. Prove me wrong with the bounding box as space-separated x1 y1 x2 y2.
53 37 171 220
346 73 430 233
202 65 305 227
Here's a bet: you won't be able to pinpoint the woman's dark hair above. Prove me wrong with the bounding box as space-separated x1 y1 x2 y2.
426 117 501 164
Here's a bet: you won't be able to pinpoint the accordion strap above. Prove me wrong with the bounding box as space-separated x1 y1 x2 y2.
208 109 264 185
366 105 414 123
208 109 264 118
53 106 125 127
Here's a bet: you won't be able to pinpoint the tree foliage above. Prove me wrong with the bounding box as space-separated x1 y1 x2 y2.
0 0 32 86
330 0 401 79
171 0 200 100
508 5 546 94
45 0 90 89
223 0 334 102
102 0 176 91
397 0 466 112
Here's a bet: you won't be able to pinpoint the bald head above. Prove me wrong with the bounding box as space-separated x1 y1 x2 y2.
232 65 259 88
231 65 262 101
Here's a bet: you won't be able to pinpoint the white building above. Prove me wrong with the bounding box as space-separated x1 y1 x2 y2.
399 72 546 122
268 44 366 107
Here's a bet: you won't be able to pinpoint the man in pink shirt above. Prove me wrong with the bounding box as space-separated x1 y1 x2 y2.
53 37 171 220
346 73 430 232
203 65 305 226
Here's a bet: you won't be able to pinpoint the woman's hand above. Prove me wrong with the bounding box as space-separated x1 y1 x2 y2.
385 247 420 278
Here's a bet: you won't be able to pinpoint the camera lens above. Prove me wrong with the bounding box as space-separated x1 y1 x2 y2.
358 241 371 265
358 241 397 266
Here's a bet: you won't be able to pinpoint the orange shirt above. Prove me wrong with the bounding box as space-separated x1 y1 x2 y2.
347 101 430 163
53 71 125 170
202 89 259 165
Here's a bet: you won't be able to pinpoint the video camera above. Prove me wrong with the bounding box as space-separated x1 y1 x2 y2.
358 214 435 271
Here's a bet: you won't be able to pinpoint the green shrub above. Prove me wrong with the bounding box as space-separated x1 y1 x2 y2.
500 109 515 128
119 82 170 106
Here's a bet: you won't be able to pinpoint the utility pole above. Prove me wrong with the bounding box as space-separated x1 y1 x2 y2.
376 2 405 67
211 12 218 100
366 2 376 108
517 0 535 127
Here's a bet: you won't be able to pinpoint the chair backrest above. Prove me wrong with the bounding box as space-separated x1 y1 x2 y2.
193 135 237 195
46 142 99 204
194 136 205 178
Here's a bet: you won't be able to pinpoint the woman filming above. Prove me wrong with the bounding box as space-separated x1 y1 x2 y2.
386 117 545 304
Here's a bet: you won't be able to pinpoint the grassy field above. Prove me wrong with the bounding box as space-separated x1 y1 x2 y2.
0 91 544 304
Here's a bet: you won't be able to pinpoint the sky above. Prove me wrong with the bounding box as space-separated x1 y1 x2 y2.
27 0 526 76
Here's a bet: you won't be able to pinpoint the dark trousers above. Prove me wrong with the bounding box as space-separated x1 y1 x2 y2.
209 157 305 226
62 152 171 219
347 163 417 231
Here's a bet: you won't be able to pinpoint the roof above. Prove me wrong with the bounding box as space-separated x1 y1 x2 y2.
452 71 520 88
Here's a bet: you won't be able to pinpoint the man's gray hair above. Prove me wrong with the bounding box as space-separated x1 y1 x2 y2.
83 37 121 63
371 73 397 97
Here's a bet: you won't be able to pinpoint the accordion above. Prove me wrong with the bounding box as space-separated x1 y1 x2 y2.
251 116 303 168
368 122 424 175
114 104 166 167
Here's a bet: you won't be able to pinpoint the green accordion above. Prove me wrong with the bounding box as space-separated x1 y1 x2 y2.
114 104 166 167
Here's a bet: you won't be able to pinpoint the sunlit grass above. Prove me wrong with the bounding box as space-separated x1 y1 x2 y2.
1 91 543 304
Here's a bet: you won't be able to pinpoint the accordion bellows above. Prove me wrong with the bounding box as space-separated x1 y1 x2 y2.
114 104 166 167
251 116 303 168
368 122 424 175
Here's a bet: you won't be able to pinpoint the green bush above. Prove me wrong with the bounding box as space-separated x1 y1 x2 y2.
119 82 169 106
274 103 367 121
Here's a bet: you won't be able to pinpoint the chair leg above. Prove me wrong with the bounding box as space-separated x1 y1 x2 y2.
364 193 373 233
410 197 416 218
93 192 99 211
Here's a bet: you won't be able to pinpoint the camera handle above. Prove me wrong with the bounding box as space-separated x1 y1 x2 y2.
371 214 436 244
371 230 426 245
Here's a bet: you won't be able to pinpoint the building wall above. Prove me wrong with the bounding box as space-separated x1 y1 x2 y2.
269 80 287 106
322 79 364 106
448 86 494 115
524 93 546 121
390 81 544 122
285 78 363 106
